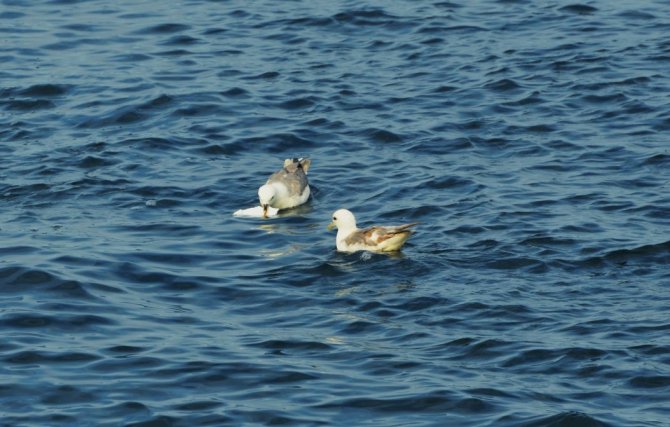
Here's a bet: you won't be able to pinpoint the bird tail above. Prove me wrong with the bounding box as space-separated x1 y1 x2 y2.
388 223 418 233
284 158 311 174
380 230 413 252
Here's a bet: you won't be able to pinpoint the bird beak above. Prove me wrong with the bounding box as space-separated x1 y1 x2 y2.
326 221 336 231
262 204 269 218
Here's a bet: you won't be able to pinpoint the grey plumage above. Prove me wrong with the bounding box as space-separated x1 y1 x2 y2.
267 158 310 195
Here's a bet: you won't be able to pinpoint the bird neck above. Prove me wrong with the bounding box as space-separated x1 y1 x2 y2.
336 223 357 241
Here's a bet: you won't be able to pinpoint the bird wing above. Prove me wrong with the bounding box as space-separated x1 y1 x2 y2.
345 223 417 247
267 163 309 195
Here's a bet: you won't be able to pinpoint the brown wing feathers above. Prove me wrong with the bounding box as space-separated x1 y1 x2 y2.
348 223 417 246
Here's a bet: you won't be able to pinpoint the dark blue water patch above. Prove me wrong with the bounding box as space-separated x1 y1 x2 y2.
249 339 334 356
510 411 612 427
88 355 168 375
74 155 117 169
0 312 114 332
317 390 495 414
1 85 69 113
136 23 192 34
559 4 599 15
112 53 153 64
48 0 86 4
202 27 228 36
254 16 336 30
651 114 670 131
246 71 281 80
580 93 628 105
627 375 670 389
14 83 70 97
116 136 186 152
642 153 670 166
360 128 403 143
2 98 55 110
59 23 99 32
171 102 225 117
485 78 523 92
597 240 670 266
276 96 316 110
102 345 148 355
161 35 200 46
232 133 314 154
617 10 656 21
0 11 26 19
433 85 457 93
3 350 101 365
220 87 250 97
41 38 109 51
333 8 401 27
0 266 103 300
484 256 547 272
2 1 670 426
153 48 195 57
438 337 517 362
74 104 152 128
503 91 546 106
104 262 215 300
502 346 609 369
406 136 473 154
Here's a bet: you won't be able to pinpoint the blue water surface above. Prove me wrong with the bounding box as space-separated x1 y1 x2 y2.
1 0 669 426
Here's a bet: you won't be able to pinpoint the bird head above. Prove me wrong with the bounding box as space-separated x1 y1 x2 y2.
258 184 276 218
327 209 356 231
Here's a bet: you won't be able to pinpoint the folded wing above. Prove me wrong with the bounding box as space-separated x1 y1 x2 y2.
345 223 418 251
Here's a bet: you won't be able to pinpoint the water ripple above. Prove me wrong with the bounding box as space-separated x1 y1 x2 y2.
1 1 669 426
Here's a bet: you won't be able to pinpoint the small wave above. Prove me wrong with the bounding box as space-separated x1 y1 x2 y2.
220 87 249 97
617 10 656 21
333 8 399 26
153 48 194 57
276 97 316 110
17 83 70 97
0 11 25 19
249 339 333 353
172 102 224 117
232 133 313 153
3 350 101 365
486 257 547 272
628 375 670 389
135 23 191 35
485 78 523 92
75 104 152 128
1 84 69 111
0 266 100 300
0 312 115 332
361 128 403 143
581 93 628 104
514 411 612 427
502 347 608 370
643 153 670 166
89 356 167 373
559 4 598 15
161 35 200 46
599 240 670 265
246 71 280 80
445 338 516 360
317 390 495 414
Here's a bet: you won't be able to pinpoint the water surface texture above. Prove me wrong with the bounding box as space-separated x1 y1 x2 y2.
2 0 669 426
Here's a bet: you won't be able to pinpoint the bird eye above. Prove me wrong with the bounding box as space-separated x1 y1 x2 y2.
333 217 337 221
